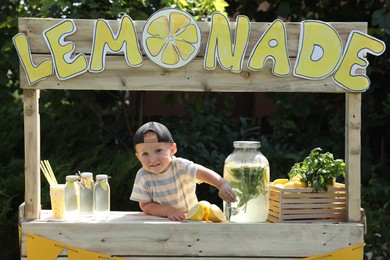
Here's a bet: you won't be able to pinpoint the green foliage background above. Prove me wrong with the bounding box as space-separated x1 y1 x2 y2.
1 0 390 259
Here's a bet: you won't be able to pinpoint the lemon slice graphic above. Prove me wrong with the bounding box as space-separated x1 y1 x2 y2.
142 8 201 68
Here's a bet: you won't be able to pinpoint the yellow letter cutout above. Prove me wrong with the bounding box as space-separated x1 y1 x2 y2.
204 13 250 73
294 21 342 80
333 30 386 92
90 15 143 72
43 20 88 80
248 19 290 76
12 33 53 85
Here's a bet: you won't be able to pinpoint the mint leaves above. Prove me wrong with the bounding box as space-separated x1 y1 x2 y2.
288 148 346 192
227 165 268 212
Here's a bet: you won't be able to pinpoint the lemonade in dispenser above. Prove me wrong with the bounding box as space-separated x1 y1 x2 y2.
223 141 270 222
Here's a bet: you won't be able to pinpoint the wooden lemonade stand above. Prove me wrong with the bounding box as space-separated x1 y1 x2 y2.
16 9 385 259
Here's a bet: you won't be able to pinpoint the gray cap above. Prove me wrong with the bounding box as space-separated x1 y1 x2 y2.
133 122 174 147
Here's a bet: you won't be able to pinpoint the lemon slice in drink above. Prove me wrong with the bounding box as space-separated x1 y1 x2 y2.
186 203 204 221
142 8 201 68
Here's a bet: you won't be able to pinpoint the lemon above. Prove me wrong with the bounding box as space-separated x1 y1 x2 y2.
272 178 289 185
207 204 226 223
292 180 306 188
142 8 201 68
186 203 204 221
291 174 303 181
198 200 211 221
283 182 298 188
283 180 306 188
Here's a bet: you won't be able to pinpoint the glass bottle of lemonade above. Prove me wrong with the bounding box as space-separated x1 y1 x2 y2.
93 174 110 220
223 141 270 222
80 172 94 219
64 175 80 220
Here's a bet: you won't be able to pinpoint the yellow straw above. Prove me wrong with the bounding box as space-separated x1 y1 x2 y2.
40 161 53 186
40 160 58 187
44 160 58 186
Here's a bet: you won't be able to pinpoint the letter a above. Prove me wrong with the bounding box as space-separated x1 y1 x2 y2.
248 19 290 76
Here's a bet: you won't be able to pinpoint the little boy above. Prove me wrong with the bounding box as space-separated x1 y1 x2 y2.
130 121 236 221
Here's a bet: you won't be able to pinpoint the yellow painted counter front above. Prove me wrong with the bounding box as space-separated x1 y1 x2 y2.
20 210 364 259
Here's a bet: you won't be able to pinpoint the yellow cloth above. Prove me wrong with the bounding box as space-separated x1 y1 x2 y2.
25 232 124 259
67 246 111 260
26 233 64 260
302 243 364 259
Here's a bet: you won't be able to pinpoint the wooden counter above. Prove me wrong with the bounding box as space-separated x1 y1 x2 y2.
20 210 364 259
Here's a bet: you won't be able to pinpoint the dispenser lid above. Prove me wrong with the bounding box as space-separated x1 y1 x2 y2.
233 141 261 148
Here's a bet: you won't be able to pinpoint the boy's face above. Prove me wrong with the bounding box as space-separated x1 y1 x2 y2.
135 131 177 174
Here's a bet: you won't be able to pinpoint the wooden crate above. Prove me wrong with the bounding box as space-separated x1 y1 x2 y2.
268 183 346 223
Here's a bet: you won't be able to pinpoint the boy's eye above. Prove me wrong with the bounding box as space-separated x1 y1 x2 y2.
142 152 149 157
155 148 164 153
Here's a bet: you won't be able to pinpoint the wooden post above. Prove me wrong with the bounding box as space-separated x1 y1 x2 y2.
23 89 41 220
345 93 361 222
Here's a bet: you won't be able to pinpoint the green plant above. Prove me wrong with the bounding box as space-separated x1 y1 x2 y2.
225 164 267 212
288 147 346 192
362 175 390 259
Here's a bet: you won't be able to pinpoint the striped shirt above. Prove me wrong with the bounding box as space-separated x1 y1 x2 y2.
130 157 200 213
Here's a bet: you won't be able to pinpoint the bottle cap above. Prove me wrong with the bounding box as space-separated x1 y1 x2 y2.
96 174 108 180
81 172 93 178
66 175 79 181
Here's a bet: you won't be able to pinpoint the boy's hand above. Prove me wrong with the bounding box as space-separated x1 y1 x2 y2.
166 207 186 221
218 182 236 203
140 201 186 221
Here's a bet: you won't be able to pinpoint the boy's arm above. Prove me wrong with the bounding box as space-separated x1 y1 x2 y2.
139 201 186 221
196 165 236 203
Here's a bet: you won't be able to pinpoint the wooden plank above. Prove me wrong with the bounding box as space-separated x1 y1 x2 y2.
280 204 345 209
23 89 41 220
20 55 355 92
22 257 301 260
282 214 345 220
282 198 346 203
20 211 364 258
345 93 362 221
282 193 346 199
18 18 366 56
17 19 367 92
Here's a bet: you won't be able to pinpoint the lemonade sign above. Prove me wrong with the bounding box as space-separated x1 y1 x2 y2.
13 8 386 92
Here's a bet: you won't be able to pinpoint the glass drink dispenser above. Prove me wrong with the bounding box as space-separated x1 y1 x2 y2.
223 141 270 222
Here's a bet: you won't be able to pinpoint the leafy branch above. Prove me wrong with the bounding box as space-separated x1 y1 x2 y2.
226 164 268 212
288 147 345 192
